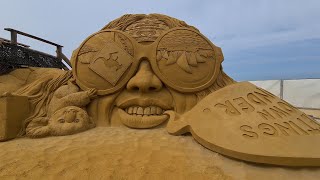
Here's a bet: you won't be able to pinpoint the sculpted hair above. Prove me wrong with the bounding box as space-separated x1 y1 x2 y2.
101 14 198 31
195 69 235 101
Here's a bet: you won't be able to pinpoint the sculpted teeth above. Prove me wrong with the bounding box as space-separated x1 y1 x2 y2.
144 107 151 115
137 107 143 115
124 106 164 116
156 107 162 114
128 107 133 114
133 107 138 114
151 107 156 114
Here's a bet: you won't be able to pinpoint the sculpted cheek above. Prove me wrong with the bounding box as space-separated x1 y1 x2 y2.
87 93 120 126
168 88 197 114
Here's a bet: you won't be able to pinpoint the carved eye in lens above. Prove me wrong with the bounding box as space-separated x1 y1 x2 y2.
74 119 80 123
58 119 65 123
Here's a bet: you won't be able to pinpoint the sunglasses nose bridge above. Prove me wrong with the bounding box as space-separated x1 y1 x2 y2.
134 43 157 64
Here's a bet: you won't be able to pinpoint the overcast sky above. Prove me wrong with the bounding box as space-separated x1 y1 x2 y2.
1 0 319 81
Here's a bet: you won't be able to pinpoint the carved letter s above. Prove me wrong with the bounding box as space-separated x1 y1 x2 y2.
240 125 258 139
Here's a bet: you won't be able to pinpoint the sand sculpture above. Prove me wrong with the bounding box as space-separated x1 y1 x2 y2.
1 14 320 167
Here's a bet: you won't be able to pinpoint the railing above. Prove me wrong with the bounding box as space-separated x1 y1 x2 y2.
3 28 71 68
0 37 30 48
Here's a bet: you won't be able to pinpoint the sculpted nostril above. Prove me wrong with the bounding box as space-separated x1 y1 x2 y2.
149 87 157 91
132 86 139 91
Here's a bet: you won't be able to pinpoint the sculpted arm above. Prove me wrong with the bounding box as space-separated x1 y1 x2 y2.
60 88 97 107
26 117 50 138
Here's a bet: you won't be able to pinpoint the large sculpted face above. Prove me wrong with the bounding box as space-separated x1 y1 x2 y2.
71 14 229 128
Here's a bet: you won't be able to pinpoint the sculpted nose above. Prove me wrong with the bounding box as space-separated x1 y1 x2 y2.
65 111 77 123
126 60 163 92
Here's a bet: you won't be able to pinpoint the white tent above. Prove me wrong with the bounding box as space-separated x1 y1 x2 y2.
250 79 320 122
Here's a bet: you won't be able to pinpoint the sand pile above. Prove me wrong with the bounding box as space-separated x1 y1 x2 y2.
0 127 319 180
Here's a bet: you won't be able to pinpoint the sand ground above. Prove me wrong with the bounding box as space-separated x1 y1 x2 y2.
0 127 320 180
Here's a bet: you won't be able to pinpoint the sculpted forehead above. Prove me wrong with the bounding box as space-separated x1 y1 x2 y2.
51 106 87 118
124 17 170 42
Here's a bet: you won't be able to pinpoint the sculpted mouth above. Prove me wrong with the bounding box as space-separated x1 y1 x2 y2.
116 98 172 129
117 106 170 129
123 106 165 116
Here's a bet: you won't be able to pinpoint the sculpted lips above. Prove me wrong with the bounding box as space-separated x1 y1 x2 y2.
117 99 171 128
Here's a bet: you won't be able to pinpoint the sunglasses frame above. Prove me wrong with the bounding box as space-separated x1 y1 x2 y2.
72 27 224 95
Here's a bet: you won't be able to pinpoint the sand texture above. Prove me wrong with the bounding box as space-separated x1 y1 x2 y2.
0 127 320 180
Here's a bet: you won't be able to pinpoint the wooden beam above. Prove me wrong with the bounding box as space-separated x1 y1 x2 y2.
10 30 17 45
4 28 63 47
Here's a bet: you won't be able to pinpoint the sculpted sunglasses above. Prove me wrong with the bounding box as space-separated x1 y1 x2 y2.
72 27 224 95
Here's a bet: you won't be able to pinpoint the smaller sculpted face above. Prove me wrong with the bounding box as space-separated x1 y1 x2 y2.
49 106 95 136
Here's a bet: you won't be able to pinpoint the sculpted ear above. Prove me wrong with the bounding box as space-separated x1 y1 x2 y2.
26 117 51 138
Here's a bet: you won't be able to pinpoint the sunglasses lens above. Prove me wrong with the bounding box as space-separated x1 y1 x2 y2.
73 31 135 95
155 29 220 92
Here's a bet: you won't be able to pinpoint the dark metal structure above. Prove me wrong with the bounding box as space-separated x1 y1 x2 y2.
0 28 71 75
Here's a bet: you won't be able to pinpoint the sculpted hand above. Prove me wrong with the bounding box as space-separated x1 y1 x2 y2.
26 117 50 138
87 88 98 99
68 77 77 85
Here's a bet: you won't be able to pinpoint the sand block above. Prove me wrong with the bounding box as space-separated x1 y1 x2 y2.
166 82 320 166
0 94 29 141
